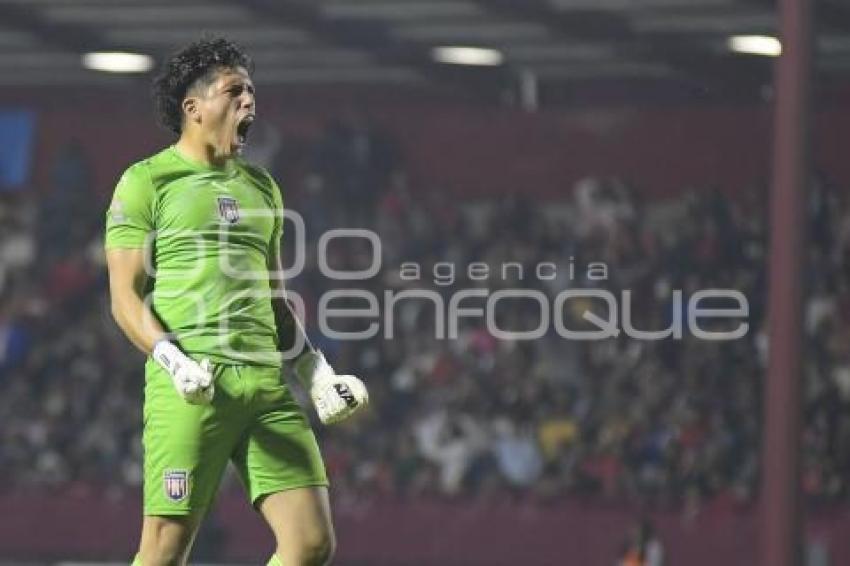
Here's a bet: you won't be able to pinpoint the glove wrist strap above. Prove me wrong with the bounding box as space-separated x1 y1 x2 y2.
294 349 324 388
152 340 183 376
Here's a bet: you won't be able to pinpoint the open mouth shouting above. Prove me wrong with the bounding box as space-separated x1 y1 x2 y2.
234 114 254 151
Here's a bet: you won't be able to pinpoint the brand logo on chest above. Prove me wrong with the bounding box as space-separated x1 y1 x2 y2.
217 196 240 224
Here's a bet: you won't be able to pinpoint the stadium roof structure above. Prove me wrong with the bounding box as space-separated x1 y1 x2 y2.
0 0 847 103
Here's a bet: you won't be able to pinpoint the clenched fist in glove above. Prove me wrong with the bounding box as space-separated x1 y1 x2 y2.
295 350 368 424
153 340 214 405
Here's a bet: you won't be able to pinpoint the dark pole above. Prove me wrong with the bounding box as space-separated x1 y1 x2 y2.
760 0 812 564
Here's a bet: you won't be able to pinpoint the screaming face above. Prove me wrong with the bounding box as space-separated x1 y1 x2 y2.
187 66 256 159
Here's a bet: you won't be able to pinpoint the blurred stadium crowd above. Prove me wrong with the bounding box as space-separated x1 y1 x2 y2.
1 119 848 515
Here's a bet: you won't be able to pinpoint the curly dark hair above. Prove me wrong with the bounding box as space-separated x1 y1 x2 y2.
152 37 254 135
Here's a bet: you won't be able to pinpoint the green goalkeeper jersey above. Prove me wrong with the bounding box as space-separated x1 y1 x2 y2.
105 145 283 367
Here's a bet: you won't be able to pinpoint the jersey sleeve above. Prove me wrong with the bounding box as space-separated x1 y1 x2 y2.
104 163 155 249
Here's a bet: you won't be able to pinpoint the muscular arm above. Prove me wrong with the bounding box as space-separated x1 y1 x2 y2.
265 209 368 423
106 247 166 354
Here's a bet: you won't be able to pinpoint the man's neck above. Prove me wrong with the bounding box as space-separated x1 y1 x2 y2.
174 134 230 169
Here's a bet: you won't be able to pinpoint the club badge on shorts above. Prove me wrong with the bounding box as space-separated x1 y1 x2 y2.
217 196 240 224
164 469 189 502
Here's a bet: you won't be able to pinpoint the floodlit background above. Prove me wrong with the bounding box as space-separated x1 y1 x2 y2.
0 0 847 564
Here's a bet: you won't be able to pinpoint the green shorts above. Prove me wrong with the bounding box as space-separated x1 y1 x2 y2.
143 359 328 516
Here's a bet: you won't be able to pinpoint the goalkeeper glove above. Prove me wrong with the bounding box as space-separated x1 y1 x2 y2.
294 350 368 425
153 340 214 405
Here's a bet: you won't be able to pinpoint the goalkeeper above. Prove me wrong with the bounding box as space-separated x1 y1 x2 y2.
104 38 367 566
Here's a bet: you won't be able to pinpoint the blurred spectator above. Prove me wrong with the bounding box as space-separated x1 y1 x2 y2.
619 519 664 566
493 418 543 489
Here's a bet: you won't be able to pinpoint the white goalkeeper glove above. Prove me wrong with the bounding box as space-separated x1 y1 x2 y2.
294 350 368 425
153 340 214 405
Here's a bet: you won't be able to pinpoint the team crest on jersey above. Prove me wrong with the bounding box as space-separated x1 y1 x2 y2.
217 196 240 224
163 469 189 502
